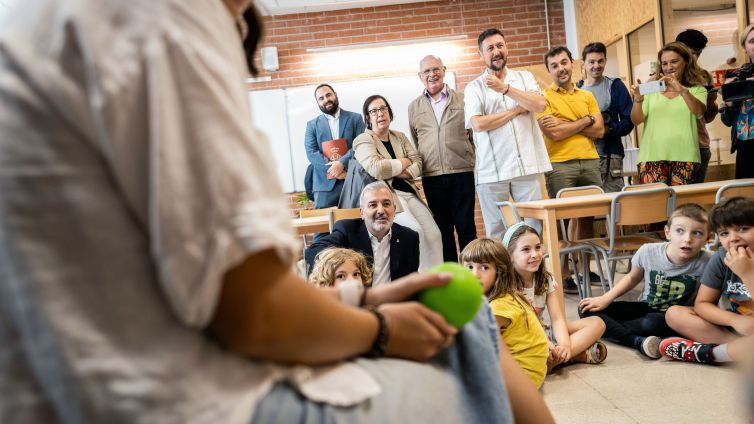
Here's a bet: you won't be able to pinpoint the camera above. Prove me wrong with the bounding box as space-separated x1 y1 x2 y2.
720 62 754 103
601 111 612 135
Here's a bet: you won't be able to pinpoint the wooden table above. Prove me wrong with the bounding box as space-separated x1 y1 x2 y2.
514 180 740 286
292 215 330 236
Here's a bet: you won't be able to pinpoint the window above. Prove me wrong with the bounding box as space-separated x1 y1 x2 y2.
626 20 658 148
605 40 628 82
627 21 658 84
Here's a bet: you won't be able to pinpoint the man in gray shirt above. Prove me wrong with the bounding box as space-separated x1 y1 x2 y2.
577 42 634 192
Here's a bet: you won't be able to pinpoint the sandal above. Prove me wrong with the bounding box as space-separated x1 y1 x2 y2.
584 341 607 364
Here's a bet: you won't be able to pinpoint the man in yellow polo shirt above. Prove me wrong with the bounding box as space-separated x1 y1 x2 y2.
537 46 605 292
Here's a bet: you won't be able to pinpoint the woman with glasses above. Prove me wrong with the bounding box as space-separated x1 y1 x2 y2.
353 94 443 271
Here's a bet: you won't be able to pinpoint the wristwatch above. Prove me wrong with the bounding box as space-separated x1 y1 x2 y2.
338 279 361 307
586 115 595 126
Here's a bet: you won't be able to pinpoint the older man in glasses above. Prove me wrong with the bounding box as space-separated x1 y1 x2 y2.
408 55 476 261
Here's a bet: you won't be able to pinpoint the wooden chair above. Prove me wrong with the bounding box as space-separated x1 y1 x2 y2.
300 208 335 245
715 179 754 203
555 186 608 297
621 182 670 241
299 207 336 218
586 186 676 288
299 207 336 277
328 207 362 232
496 194 606 299
621 182 668 192
495 201 522 230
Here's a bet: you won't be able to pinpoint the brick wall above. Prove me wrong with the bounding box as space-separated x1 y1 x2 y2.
258 0 567 237
253 0 566 91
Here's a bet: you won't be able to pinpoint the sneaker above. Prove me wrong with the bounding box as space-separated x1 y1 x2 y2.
562 277 579 294
660 337 714 363
585 340 608 364
639 336 661 359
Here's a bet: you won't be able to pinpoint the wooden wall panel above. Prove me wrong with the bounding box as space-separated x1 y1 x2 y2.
574 0 656 46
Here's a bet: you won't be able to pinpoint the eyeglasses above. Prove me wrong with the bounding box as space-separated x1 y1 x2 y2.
420 67 444 77
368 106 389 116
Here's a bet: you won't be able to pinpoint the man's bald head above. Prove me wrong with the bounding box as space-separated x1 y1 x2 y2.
419 55 443 71
418 55 446 97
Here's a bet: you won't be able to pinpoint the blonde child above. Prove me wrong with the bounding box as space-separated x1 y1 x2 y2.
503 223 607 369
309 248 372 288
460 238 550 388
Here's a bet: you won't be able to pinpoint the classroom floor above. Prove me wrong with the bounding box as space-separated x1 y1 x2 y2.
543 267 747 423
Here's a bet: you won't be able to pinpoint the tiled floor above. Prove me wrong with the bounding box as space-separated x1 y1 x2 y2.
543 273 747 423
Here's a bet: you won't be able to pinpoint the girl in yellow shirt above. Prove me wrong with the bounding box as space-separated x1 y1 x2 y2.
504 223 607 370
461 238 549 388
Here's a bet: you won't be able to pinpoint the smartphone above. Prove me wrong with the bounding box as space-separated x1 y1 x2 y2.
639 80 666 95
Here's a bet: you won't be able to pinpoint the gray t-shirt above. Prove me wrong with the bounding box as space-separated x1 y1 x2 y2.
702 249 754 315
580 78 611 156
631 243 712 311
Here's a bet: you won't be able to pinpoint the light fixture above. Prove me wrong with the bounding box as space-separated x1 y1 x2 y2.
246 76 272 83
309 35 465 77
306 34 467 53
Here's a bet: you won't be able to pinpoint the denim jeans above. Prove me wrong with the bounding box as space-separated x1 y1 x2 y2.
251 302 513 423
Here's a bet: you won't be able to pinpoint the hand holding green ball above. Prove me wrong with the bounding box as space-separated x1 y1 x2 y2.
418 262 483 327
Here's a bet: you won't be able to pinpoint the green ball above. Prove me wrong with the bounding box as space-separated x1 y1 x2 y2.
418 262 483 327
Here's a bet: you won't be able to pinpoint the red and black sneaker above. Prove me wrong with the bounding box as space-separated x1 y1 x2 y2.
660 337 714 364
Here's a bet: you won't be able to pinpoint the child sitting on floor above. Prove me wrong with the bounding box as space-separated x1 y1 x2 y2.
461 238 550 388
504 223 607 369
309 248 372 288
578 204 712 358
661 197 754 364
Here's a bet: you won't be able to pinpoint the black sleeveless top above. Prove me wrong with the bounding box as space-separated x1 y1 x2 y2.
381 141 415 195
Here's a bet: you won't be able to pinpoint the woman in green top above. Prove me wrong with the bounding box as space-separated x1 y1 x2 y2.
630 42 708 185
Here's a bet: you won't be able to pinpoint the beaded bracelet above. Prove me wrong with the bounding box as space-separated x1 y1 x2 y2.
366 306 389 358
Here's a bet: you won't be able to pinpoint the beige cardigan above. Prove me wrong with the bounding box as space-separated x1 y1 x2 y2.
353 128 425 206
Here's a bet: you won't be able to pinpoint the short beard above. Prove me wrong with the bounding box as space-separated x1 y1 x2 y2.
319 98 339 115
487 56 506 72
368 216 390 234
